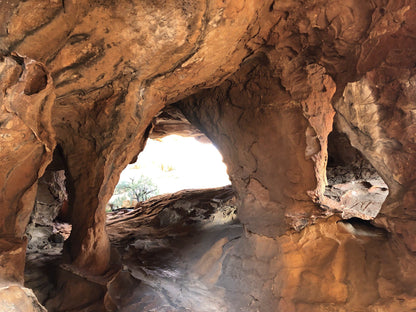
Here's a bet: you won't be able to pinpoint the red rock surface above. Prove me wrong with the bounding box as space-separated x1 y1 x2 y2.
0 286 46 312
0 54 55 287
1 0 416 311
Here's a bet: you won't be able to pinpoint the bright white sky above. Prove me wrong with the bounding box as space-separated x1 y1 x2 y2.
118 135 231 195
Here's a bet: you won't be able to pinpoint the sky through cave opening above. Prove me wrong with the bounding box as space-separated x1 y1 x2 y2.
109 134 231 209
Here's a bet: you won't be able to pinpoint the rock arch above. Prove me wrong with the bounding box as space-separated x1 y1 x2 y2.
0 0 416 310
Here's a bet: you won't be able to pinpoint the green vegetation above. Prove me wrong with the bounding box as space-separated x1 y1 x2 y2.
109 176 159 210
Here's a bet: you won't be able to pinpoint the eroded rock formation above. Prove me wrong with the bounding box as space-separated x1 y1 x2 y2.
1 0 416 311
150 105 207 141
0 54 55 288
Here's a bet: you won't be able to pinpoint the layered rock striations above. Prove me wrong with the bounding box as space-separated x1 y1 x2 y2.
0 54 55 284
0 0 416 311
2 0 275 279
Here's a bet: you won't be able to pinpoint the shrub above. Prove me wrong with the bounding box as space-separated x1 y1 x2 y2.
111 176 159 209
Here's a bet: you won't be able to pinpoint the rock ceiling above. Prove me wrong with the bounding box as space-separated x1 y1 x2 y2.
1 0 416 311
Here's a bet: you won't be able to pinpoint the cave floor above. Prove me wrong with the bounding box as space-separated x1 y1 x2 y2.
109 222 242 312
24 178 391 311
25 187 242 312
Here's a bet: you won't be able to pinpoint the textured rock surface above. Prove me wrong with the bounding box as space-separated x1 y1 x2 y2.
178 55 332 236
106 187 239 312
175 47 415 310
26 167 67 252
150 105 207 141
107 186 236 234
325 130 389 219
26 187 239 311
1 0 275 277
0 54 55 286
335 76 416 252
0 286 47 312
0 0 416 311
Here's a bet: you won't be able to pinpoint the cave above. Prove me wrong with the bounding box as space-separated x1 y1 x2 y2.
1 1 416 311
324 129 389 220
111 128 230 201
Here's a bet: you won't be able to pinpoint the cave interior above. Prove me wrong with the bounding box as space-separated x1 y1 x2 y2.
1 0 416 311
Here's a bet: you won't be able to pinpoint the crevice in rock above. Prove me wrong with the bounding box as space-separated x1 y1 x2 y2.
23 64 47 95
324 128 389 220
24 147 72 307
337 218 388 239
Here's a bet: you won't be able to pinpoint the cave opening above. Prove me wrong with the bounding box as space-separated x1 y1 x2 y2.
103 109 243 310
325 129 389 220
24 146 73 305
2 0 416 310
107 122 231 211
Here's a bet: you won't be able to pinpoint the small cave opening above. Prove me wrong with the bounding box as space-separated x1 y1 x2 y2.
24 146 73 305
325 129 389 220
107 134 231 210
104 109 242 310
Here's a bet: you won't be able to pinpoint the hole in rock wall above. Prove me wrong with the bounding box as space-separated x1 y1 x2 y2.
24 147 72 304
325 130 389 220
107 134 231 210
25 169 71 252
104 133 241 310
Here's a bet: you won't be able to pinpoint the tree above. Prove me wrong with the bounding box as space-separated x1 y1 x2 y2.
113 176 159 206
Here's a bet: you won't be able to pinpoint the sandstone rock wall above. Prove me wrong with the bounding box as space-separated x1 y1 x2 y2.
2 0 275 278
0 55 55 286
0 0 416 311
178 54 326 236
